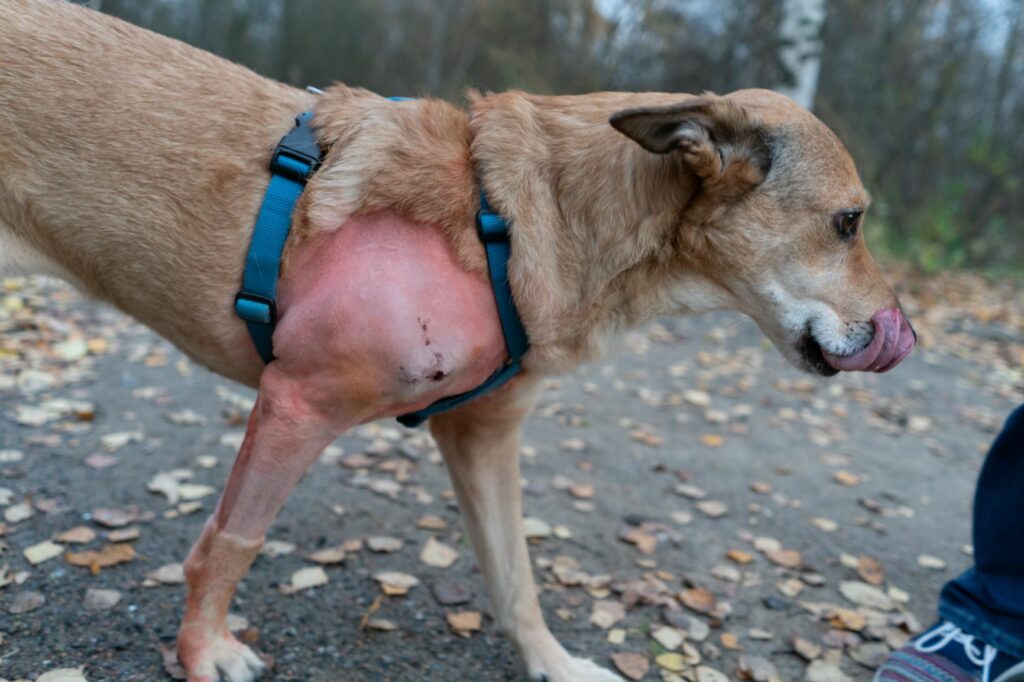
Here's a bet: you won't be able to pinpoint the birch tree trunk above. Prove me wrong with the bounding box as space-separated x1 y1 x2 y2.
777 0 827 111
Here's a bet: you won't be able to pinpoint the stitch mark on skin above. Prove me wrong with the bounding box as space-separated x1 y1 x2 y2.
417 316 432 346
397 365 421 386
428 352 448 382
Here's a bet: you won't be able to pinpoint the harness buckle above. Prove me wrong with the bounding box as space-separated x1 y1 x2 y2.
235 292 277 326
270 112 323 183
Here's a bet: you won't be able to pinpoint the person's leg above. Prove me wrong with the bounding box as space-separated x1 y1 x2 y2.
876 404 1024 682
940 404 1024 659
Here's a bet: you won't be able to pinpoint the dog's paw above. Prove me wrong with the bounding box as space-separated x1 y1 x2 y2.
530 656 624 682
179 629 266 682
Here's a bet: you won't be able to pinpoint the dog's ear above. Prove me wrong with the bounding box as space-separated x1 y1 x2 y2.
609 95 772 184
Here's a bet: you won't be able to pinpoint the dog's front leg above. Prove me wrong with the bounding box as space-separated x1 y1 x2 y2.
178 367 339 682
430 379 623 682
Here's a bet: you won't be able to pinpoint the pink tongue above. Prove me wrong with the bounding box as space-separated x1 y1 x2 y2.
822 308 915 373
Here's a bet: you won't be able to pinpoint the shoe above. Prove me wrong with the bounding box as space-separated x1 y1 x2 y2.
875 621 1024 682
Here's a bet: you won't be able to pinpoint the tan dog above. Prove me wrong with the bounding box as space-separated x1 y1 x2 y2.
0 2 915 681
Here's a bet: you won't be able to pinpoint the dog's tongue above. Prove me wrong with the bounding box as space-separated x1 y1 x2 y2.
822 308 915 373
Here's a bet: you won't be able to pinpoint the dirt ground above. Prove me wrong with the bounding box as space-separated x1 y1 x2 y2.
1 271 1021 682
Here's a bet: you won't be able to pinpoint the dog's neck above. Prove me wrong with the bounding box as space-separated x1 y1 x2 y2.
302 88 735 375
469 92 730 373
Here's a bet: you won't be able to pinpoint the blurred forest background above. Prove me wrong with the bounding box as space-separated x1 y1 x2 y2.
87 0 1022 273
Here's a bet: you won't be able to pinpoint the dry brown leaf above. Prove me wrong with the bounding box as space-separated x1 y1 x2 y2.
446 610 482 637
65 543 135 574
611 652 649 681
765 549 802 568
420 537 459 569
55 526 97 544
857 555 886 585
680 587 717 615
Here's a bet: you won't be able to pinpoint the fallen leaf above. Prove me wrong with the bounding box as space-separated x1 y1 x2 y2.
366 618 397 631
420 537 459 568
680 588 717 615
839 581 895 611
811 517 838 532
833 471 861 487
65 543 136 574
696 667 730 682
737 655 780 682
416 515 447 531
36 668 88 682
857 556 885 585
652 626 684 651
523 517 552 539
280 566 328 594
793 636 821 661
91 508 136 528
260 540 296 557
720 632 742 650
917 554 947 570
590 600 627 629
24 540 64 565
656 652 686 672
675 484 707 500
84 587 122 610
805 660 851 682
55 526 97 544
100 431 143 451
367 536 404 553
9 590 45 614
373 571 420 596
765 549 802 568
611 652 649 681
308 547 347 565
4 500 33 524
146 563 186 585
177 483 215 501
696 500 729 518
850 642 890 669
446 610 481 637
108 527 140 543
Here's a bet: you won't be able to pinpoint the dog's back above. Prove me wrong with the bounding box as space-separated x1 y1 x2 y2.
0 0 311 382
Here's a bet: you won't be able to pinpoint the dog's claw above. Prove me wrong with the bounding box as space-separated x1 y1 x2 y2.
179 629 265 682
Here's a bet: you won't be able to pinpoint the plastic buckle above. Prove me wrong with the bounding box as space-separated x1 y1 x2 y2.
270 149 317 184
234 292 277 326
270 112 323 183
476 209 508 244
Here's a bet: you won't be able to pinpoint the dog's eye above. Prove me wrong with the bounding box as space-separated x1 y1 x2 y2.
833 210 862 240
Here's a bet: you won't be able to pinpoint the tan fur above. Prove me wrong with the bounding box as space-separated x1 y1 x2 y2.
1 3 908 681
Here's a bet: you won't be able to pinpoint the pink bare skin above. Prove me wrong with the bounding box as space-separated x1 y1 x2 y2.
177 211 506 682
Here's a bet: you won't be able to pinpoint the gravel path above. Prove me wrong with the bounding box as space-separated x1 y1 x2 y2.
1 272 1021 681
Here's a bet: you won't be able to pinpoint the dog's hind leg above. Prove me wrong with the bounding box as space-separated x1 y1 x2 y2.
429 378 624 682
177 366 342 682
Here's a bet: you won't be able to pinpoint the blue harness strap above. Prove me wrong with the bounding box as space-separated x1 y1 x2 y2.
238 101 529 427
236 111 324 363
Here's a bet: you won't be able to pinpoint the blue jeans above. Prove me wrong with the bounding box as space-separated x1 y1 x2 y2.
940 404 1024 659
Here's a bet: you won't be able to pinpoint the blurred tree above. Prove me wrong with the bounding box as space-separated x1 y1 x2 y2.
87 0 1023 271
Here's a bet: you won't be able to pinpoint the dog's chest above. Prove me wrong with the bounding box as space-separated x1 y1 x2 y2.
272 212 507 417
0 225 74 280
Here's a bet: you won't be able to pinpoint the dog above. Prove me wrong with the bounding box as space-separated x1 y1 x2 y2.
0 2 916 680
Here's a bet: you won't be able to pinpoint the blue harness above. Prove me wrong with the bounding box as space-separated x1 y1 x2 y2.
235 106 529 428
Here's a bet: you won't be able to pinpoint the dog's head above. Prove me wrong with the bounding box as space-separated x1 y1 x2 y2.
609 89 914 375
